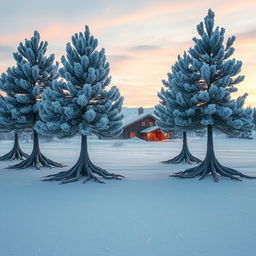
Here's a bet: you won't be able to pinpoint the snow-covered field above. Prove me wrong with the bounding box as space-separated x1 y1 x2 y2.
0 136 256 256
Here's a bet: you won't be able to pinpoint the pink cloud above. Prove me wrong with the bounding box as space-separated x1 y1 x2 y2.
0 66 8 74
92 0 204 30
214 0 256 17
0 1 204 44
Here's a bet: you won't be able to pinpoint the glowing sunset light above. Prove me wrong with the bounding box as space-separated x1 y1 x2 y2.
0 0 255 107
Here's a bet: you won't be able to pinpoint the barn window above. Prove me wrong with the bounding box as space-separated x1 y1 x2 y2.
129 131 137 138
149 121 154 126
141 121 146 126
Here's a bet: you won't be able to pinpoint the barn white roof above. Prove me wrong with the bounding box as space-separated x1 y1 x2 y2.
139 126 159 133
122 109 157 128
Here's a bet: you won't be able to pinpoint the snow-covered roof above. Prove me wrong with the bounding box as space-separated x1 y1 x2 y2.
121 107 157 128
139 126 159 133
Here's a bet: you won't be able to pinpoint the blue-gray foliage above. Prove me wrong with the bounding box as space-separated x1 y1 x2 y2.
155 72 176 133
0 31 58 132
36 26 124 138
156 9 253 136
0 93 13 132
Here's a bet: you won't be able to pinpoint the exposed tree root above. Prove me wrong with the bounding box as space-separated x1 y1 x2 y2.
162 147 201 164
170 156 255 181
44 159 124 184
7 151 64 170
7 130 64 169
170 125 256 181
0 133 28 161
43 135 124 184
162 131 201 164
0 148 28 161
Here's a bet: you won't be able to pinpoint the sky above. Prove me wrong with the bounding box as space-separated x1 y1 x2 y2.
0 0 256 107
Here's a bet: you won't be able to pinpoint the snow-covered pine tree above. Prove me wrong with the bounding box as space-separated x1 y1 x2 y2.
155 56 201 164
0 91 28 160
169 9 254 181
6 31 63 169
35 25 124 184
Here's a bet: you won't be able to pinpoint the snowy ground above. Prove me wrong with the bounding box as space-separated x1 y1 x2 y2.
0 135 256 256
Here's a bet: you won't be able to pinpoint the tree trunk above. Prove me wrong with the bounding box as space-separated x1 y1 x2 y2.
7 130 64 169
170 125 256 181
44 135 124 184
206 125 214 160
162 131 201 164
0 133 29 161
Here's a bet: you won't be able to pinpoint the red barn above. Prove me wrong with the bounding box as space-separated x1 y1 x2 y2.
118 107 171 141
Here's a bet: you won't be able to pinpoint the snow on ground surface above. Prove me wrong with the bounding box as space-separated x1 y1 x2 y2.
0 136 256 256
